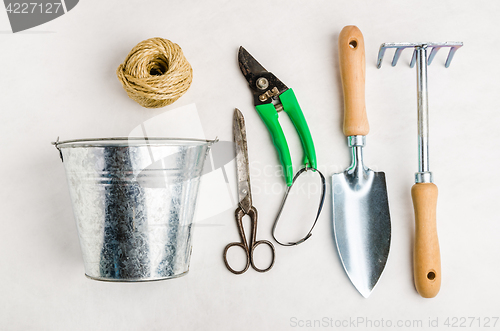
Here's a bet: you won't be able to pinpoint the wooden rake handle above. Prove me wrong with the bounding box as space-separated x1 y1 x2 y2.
412 183 441 298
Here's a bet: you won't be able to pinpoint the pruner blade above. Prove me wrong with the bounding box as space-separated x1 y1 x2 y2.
238 47 288 106
238 46 268 80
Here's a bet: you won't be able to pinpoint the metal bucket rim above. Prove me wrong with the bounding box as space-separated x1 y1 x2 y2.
52 137 218 149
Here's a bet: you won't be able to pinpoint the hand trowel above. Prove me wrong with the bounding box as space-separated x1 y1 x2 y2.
332 26 391 298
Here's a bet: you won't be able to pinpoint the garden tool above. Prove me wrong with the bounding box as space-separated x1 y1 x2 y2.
223 109 276 274
377 40 463 298
238 46 326 246
332 26 391 298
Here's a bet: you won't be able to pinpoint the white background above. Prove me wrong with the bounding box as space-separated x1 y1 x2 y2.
1 1 499 330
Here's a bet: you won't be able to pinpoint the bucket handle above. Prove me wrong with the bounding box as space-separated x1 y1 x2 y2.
52 137 64 162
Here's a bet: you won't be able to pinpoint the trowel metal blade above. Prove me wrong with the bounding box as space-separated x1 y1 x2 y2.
332 169 391 298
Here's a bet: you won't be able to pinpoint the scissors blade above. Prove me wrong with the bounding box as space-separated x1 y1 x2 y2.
233 108 252 213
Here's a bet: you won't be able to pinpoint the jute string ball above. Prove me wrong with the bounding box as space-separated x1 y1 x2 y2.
116 38 193 108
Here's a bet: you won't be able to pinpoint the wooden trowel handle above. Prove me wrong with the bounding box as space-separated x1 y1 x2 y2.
338 25 369 137
412 183 441 298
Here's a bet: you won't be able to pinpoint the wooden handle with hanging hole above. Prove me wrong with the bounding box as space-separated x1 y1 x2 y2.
412 182 441 298
338 25 369 136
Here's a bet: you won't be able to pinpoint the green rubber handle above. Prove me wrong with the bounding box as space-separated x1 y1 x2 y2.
255 103 294 186
280 89 317 169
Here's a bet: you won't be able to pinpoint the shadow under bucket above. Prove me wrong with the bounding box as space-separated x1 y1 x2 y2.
54 137 216 282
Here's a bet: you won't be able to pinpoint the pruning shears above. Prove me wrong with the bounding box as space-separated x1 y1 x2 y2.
238 46 317 186
237 46 325 247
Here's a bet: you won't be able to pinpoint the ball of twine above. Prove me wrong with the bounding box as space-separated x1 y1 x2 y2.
116 38 193 108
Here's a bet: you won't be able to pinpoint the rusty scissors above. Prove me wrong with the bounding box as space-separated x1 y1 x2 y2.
223 109 275 274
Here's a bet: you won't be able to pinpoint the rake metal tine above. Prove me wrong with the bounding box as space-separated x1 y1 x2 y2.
410 49 417 68
428 46 441 66
376 44 388 68
445 46 460 68
392 47 405 67
378 42 462 69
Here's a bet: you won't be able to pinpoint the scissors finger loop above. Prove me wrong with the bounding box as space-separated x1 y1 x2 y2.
223 242 250 275
249 240 276 273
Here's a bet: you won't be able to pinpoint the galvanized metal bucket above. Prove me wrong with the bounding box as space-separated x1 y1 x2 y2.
54 137 215 282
